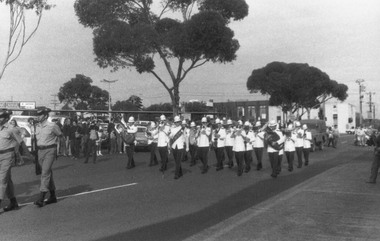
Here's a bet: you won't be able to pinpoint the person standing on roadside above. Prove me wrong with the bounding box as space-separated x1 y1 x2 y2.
34 107 63 207
0 109 32 212
366 129 380 184
294 121 304 168
62 119 71 157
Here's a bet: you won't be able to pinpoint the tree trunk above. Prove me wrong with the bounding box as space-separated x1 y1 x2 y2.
171 85 180 116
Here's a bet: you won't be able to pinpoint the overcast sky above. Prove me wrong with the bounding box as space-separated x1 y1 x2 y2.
0 0 379 114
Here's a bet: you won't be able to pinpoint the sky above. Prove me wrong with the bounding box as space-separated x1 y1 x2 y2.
0 0 379 115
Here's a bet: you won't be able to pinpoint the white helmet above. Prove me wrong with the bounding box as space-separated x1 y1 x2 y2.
238 120 243 126
150 122 156 128
160 115 166 121
227 119 233 125
201 117 207 123
295 121 301 127
182 120 187 125
268 119 277 127
287 124 294 130
190 121 196 127
244 121 250 126
174 116 181 122
302 124 308 130
128 116 135 123
255 121 261 127
215 118 221 124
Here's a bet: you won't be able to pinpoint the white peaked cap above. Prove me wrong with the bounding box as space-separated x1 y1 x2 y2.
150 122 156 128
255 121 261 127
287 124 294 129
268 119 277 126
238 120 243 125
201 117 207 123
295 121 301 127
160 115 166 121
128 116 135 123
215 118 221 124
182 120 187 125
303 124 308 130
227 119 233 125
190 122 196 127
244 121 250 126
174 116 181 122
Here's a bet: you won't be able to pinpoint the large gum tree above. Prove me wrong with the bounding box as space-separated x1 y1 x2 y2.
74 0 249 115
0 0 53 81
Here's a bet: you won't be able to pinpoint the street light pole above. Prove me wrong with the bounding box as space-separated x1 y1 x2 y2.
355 79 365 126
101 79 118 121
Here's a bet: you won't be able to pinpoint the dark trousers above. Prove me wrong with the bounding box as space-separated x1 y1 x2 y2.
296 147 303 167
268 152 279 176
225 146 234 166
181 148 188 162
85 139 97 163
254 147 263 166
158 146 169 170
244 150 252 171
71 138 81 158
277 154 283 174
197 147 209 171
235 151 244 175
172 147 183 177
369 154 380 182
149 143 159 165
216 147 225 168
126 144 135 168
327 137 334 147
285 151 294 170
189 144 198 164
303 148 310 165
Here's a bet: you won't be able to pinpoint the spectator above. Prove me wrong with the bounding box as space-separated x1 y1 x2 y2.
62 119 72 156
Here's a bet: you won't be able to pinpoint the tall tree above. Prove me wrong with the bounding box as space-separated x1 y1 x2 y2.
74 0 249 115
246 62 348 119
0 0 53 81
58 74 109 110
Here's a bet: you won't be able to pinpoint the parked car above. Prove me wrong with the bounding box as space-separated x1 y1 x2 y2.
135 126 149 151
346 127 355 134
300 119 328 151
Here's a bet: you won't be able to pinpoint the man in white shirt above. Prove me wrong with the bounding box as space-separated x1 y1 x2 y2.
197 117 211 174
213 118 226 171
169 116 189 179
284 124 297 172
266 120 285 178
302 124 313 166
224 119 235 168
147 121 159 166
232 120 245 176
188 122 198 166
125 116 138 169
242 121 255 173
294 121 304 168
157 115 170 172
253 121 265 170
181 120 190 162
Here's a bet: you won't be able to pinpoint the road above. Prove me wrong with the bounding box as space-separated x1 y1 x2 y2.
0 135 369 241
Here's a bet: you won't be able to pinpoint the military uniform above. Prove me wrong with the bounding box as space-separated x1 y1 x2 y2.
253 122 265 170
302 125 312 166
197 118 211 174
0 110 27 212
232 122 245 176
212 119 226 171
294 122 304 168
157 115 170 172
169 116 189 179
224 120 235 168
34 107 63 207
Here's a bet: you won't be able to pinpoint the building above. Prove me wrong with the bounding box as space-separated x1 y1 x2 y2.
214 100 269 122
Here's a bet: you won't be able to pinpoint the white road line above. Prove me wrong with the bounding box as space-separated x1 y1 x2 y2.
19 182 138 206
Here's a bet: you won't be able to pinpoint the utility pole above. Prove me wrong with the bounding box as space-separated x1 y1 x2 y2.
356 79 365 126
367 92 375 120
101 79 118 121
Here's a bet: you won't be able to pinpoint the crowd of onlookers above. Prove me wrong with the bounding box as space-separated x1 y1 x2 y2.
353 126 378 147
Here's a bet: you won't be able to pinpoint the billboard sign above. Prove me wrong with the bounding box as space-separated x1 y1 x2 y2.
0 101 36 109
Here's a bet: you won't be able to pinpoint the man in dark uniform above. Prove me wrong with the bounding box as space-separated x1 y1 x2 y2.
34 107 63 207
0 109 32 212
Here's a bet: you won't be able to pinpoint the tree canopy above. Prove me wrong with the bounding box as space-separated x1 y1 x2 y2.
112 95 143 111
246 62 348 117
74 0 249 114
58 74 109 110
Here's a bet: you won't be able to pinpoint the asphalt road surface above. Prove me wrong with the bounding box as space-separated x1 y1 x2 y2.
0 135 368 241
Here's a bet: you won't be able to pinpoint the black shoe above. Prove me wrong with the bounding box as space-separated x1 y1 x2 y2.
228 163 234 169
201 167 209 174
297 165 302 168
271 173 277 178
45 196 57 205
174 176 180 179
190 163 196 167
305 162 309 166
216 167 223 171
84 161 88 164
256 163 262 170
288 168 293 172
245 167 251 173
237 171 242 176
3 202 19 212
34 200 44 207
